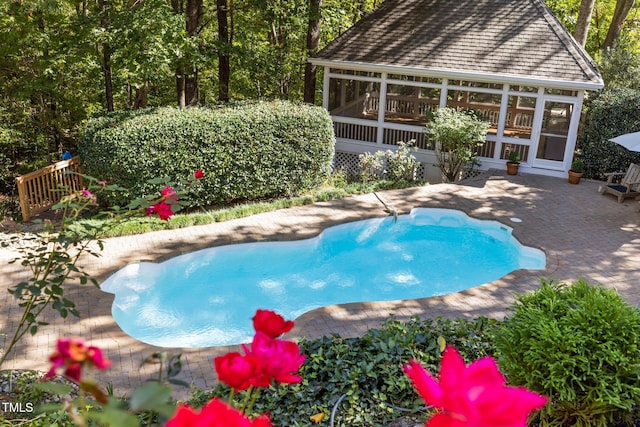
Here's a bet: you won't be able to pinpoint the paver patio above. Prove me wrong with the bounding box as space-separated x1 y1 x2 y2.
1 170 639 400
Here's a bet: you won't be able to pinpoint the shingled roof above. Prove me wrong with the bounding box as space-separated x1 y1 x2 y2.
313 0 603 89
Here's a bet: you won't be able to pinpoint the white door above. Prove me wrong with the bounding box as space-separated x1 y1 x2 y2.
532 99 578 170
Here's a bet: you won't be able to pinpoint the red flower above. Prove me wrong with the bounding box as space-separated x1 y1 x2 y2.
194 169 205 179
214 352 263 391
166 398 273 427
403 346 547 427
161 185 177 200
252 309 294 338
146 201 175 221
246 332 305 385
45 338 111 383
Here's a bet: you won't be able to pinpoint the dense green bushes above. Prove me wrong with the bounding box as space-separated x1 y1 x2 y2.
579 89 640 179
192 316 499 426
494 279 640 427
8 279 640 426
78 101 335 206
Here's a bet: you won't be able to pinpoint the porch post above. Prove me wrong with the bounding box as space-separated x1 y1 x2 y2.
376 72 388 146
322 66 330 109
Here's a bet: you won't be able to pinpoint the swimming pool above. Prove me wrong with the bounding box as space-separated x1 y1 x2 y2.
100 208 545 348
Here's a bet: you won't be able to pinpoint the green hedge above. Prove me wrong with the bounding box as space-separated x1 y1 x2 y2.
579 89 640 179
493 279 640 427
78 101 335 206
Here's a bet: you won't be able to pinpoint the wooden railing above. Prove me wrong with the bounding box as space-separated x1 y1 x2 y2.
15 156 83 221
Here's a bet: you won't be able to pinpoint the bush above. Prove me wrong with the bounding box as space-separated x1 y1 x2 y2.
358 141 418 183
493 279 640 427
191 316 499 426
425 108 489 183
579 89 640 179
78 101 335 206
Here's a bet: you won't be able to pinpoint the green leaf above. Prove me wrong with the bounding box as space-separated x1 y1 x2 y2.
87 407 140 427
129 382 172 412
35 382 73 396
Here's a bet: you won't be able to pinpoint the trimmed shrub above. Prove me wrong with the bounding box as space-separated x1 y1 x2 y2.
190 316 499 426
493 279 640 427
426 107 489 183
579 89 640 180
78 101 335 206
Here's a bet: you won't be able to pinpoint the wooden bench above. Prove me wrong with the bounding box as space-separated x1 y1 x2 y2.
15 156 84 221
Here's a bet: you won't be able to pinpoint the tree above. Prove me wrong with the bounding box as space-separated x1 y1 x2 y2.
304 0 323 103
173 0 205 106
602 0 636 50
574 0 596 47
216 0 231 101
98 0 115 111
111 0 185 108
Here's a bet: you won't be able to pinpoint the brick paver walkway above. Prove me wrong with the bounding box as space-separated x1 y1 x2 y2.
1 171 639 400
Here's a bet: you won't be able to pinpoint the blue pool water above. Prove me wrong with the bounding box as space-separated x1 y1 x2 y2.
101 208 545 348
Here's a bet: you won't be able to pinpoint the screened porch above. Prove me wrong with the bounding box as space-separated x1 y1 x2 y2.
322 66 585 181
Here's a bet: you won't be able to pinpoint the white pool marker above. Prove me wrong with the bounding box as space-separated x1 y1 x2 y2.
510 217 522 223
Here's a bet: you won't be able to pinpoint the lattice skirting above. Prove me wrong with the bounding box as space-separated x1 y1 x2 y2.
333 151 428 181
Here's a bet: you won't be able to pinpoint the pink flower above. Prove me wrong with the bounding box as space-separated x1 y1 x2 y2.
166 398 273 427
245 332 305 385
45 338 111 383
81 189 96 204
194 169 205 179
161 185 178 201
252 309 294 338
214 352 263 391
403 346 547 427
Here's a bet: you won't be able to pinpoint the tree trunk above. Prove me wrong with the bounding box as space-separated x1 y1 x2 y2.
303 0 322 104
602 0 636 50
133 83 149 109
172 0 186 106
97 0 114 111
217 0 230 102
574 0 596 47
185 0 202 105
176 71 186 107
185 71 199 105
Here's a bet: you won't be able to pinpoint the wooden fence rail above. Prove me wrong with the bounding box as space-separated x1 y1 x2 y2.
15 156 84 221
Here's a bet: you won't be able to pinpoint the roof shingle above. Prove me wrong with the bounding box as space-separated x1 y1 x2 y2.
314 0 603 87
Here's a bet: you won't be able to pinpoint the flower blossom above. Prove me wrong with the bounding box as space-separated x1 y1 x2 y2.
213 309 305 391
244 331 305 385
252 309 294 338
161 185 178 200
403 346 547 427
194 169 205 179
166 398 273 427
81 189 97 204
146 185 179 221
147 201 175 221
214 352 263 391
45 337 111 383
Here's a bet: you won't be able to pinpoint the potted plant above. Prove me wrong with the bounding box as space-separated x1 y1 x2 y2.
506 151 520 175
568 159 584 184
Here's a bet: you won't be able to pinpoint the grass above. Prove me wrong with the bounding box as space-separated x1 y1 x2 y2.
69 177 427 239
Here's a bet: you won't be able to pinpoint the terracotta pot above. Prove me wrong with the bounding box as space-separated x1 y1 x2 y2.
568 170 583 184
506 162 520 176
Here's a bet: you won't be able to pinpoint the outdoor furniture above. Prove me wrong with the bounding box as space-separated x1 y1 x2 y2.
600 163 640 203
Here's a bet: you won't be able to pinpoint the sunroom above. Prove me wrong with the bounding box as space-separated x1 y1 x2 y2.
310 0 604 181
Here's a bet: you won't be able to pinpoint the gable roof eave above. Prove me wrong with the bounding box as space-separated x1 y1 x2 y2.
310 58 605 91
